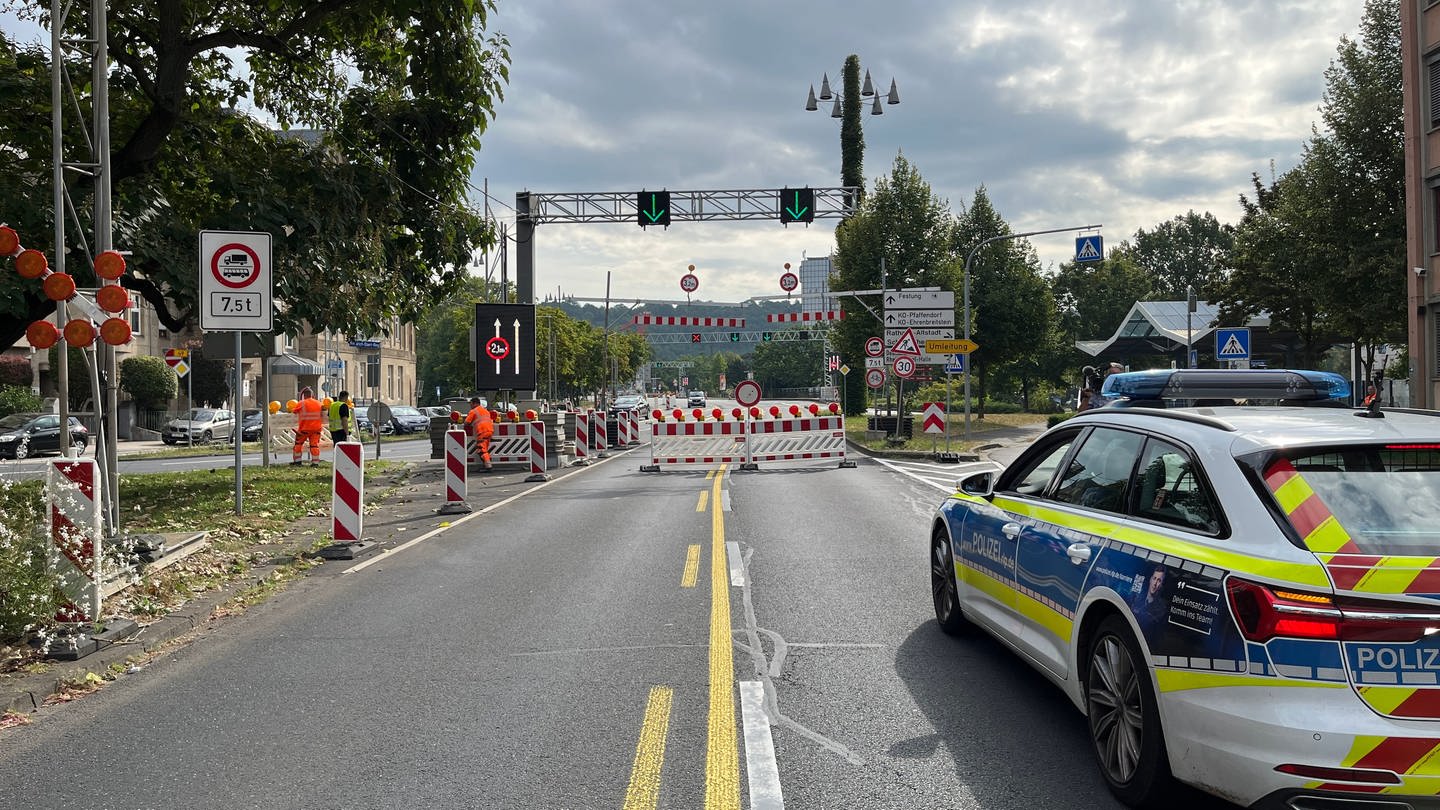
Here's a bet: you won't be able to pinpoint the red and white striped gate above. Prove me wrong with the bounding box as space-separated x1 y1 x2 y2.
465 421 550 481
332 441 364 542
47 458 102 622
746 415 850 467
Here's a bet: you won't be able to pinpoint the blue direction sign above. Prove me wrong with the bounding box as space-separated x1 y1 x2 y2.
945 354 967 374
1075 234 1103 263
1215 327 1251 360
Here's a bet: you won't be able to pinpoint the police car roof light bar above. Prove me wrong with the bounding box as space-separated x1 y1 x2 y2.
1100 369 1350 404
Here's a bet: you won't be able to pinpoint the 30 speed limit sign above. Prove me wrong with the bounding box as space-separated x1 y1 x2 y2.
893 356 916 378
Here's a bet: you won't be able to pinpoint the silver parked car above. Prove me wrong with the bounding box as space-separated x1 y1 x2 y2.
162 408 235 445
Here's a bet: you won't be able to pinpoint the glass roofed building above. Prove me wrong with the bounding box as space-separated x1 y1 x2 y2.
1076 301 1271 366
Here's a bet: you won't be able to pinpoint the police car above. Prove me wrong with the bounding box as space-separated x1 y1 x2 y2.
929 369 1440 808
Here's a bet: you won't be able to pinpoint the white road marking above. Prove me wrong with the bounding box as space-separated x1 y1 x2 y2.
726 541 744 587
870 456 998 493
739 680 785 810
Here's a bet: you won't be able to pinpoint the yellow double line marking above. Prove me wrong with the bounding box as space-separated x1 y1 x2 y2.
625 465 739 809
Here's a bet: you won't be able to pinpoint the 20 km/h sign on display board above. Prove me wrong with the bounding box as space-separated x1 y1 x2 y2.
199 230 272 331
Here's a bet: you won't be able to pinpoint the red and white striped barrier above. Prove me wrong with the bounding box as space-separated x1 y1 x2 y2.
594 408 609 457
766 311 844 322
439 429 472 514
747 415 849 466
47 458 102 622
525 421 549 482
633 314 745 327
643 420 748 469
332 441 364 542
574 410 591 465
629 411 643 445
616 411 632 446
468 421 550 481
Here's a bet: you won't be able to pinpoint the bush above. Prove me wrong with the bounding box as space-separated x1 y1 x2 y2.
0 355 31 387
1048 412 1076 427
0 479 55 642
120 355 178 410
0 385 42 419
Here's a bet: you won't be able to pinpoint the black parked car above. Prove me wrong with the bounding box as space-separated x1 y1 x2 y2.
387 405 429 434
0 413 90 459
229 409 264 443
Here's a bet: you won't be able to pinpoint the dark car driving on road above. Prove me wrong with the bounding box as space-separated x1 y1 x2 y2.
0 413 90 459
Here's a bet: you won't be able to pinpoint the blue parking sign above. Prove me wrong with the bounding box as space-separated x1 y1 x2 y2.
1215 327 1250 360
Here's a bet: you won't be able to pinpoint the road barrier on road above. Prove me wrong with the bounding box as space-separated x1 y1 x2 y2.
47 458 102 622
745 415 852 469
332 441 364 541
466 421 550 481
439 429 471 514
574 410 591 466
643 420 748 469
595 409 608 458
627 411 641 446
616 412 631 447
641 412 854 471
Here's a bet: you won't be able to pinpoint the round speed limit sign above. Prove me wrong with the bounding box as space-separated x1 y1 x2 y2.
680 273 699 293
779 272 798 292
893 356 916 378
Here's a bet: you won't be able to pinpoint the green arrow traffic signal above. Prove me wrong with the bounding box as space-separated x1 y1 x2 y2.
730 332 740 342
762 332 773 342
636 190 671 227
779 187 814 225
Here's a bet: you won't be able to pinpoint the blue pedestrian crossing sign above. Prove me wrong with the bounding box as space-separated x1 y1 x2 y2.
1215 327 1251 360
945 354 967 374
1075 235 1103 263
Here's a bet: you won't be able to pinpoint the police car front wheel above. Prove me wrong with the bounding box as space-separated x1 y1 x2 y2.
930 526 969 636
1085 615 1172 808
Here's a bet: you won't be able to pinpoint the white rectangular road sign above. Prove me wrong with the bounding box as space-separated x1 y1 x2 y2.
882 290 955 309
886 327 957 366
200 230 273 332
864 357 885 369
883 308 955 328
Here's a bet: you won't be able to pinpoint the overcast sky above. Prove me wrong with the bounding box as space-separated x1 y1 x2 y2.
2 1 1370 308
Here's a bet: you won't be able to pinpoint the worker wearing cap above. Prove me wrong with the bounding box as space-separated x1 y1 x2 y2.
290 386 325 466
464 396 494 471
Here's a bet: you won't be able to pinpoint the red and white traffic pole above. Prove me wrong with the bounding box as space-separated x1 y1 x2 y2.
320 441 375 559
574 410 591 466
439 429 472 513
594 408 609 458
525 421 550 482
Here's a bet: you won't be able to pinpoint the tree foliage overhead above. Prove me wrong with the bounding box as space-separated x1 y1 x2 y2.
1117 211 1234 301
0 1 510 349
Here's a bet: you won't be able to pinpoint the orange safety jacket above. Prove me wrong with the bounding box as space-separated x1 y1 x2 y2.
465 406 494 440
292 397 325 432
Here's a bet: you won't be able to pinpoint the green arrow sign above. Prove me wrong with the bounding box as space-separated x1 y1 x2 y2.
785 191 809 220
637 191 671 227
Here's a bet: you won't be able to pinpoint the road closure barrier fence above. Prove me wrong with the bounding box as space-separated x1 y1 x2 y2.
642 412 853 471
466 421 549 482
47 457 102 622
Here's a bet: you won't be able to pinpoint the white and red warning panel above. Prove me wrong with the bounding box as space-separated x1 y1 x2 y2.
199 230 272 331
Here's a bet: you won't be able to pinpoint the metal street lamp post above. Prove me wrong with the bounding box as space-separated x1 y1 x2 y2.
962 224 1101 441
805 55 899 207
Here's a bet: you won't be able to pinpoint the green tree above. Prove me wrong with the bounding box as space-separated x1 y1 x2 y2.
750 334 820 391
119 355 178 410
953 187 1050 415
833 154 957 414
0 356 30 388
0 385 42 418
0 2 510 348
1120 211 1234 300
1051 252 1152 342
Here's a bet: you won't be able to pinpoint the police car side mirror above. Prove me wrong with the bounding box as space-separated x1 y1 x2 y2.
957 469 996 497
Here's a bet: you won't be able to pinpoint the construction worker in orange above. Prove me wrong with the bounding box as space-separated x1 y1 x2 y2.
464 395 494 471
289 386 325 467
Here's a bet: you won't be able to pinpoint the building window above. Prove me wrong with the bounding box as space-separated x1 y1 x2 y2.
1431 58 1440 129
1432 185 1440 252
128 308 142 336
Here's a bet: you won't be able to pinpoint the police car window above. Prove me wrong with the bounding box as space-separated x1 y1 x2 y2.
1268 445 1440 555
1134 438 1222 534
1052 428 1143 514
1002 436 1077 496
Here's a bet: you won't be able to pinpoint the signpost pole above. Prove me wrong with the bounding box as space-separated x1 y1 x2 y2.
186 367 193 449
234 331 243 516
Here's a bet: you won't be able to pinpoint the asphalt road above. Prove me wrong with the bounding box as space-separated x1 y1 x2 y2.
0 428 1187 809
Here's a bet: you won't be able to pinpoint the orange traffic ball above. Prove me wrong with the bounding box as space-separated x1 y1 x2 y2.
321 397 333 408
788 404 802 417
749 406 761 419
96 284 130 313
0 225 19 256
768 405 781 418
730 407 742 420
63 318 96 347
25 320 59 349
93 250 126 280
711 407 723 421
524 409 537 421
269 401 281 414
16 249 49 280
652 409 664 421
99 317 132 346
672 408 684 422
286 399 298 412
808 403 820 415
42 272 75 301
828 402 841 414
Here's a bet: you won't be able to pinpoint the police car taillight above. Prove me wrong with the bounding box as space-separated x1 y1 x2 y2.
1227 577 1440 643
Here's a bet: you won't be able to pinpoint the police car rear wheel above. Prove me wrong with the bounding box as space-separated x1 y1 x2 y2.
1086 615 1171 807
930 527 969 635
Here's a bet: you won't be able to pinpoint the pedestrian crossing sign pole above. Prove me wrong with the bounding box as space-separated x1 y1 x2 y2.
1215 327 1251 368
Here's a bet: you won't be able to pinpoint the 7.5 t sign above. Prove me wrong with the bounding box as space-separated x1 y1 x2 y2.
199 230 272 331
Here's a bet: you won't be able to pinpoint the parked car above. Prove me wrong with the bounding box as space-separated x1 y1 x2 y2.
0 413 89 459
387 405 430 434
421 405 455 419
928 369 1440 808
229 409 263 443
609 394 648 419
162 408 234 445
687 390 706 407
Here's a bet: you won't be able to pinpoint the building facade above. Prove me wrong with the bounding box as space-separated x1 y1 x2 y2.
1402 1 1440 408
798 255 835 312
